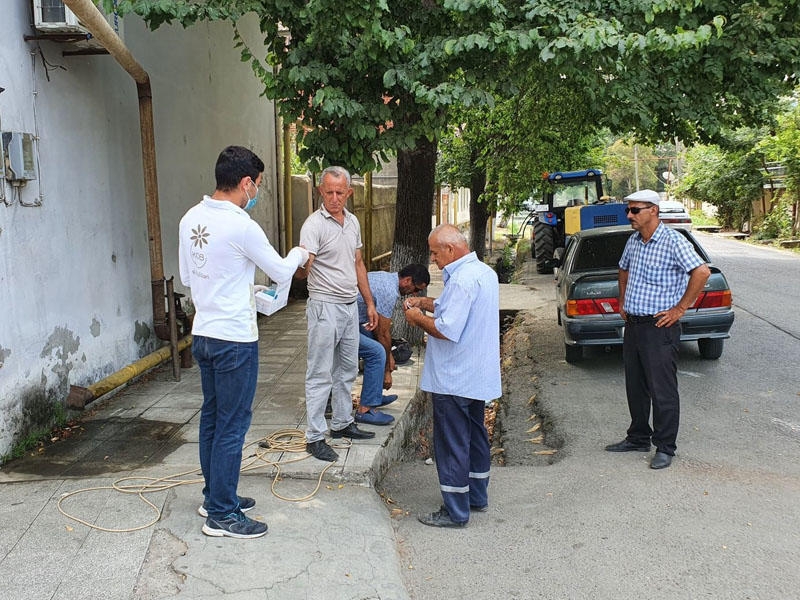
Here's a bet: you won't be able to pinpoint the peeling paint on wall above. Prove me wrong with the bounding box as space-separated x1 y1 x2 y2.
39 326 81 396
90 318 101 337
0 383 62 463
0 346 10 369
134 320 152 347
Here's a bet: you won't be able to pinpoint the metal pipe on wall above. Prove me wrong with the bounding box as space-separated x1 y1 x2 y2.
282 121 293 249
61 0 188 408
64 0 170 342
66 336 193 409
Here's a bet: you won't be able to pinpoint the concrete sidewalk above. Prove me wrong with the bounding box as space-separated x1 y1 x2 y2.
0 268 549 600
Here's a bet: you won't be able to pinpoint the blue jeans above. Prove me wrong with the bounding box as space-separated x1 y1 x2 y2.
192 335 258 518
358 326 386 408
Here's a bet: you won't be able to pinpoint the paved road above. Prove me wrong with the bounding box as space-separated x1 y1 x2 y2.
697 233 800 340
379 235 800 600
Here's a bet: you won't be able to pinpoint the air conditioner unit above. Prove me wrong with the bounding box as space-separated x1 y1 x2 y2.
34 0 87 34
33 1 124 41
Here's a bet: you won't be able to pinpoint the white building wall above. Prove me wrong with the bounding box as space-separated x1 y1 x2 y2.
0 5 278 458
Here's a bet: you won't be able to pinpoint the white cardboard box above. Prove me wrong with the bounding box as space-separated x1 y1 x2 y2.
254 281 290 316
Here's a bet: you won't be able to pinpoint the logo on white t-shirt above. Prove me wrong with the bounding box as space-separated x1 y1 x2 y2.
190 224 209 268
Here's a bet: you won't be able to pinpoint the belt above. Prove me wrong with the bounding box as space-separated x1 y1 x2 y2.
626 314 656 324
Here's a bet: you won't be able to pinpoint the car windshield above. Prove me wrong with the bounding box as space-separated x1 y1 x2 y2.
552 181 600 208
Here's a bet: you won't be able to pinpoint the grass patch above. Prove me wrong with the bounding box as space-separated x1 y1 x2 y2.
0 402 71 465
690 209 719 227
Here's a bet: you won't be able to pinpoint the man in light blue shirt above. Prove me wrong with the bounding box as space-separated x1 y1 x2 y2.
355 265 430 425
404 224 501 527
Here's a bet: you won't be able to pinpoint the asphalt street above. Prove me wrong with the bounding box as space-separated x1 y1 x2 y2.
379 234 800 600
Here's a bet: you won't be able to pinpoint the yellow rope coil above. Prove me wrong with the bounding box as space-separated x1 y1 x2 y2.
57 428 352 533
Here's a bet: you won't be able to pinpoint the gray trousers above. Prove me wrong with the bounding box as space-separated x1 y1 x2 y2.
305 298 358 442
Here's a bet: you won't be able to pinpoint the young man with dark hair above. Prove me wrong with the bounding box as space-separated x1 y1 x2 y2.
179 145 309 538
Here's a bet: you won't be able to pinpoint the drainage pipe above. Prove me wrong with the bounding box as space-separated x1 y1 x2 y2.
66 336 193 409
64 0 170 341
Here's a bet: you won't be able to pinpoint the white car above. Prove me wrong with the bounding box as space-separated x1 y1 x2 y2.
659 199 693 230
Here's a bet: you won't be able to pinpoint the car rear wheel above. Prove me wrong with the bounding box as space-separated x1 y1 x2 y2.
698 338 724 359
565 343 583 363
534 221 554 274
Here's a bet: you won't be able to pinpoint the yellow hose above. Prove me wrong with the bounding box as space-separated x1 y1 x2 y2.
67 336 192 408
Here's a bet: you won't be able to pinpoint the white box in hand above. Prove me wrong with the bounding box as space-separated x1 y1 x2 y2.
254 281 290 316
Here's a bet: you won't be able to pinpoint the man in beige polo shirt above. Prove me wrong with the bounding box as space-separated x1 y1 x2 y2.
298 166 378 461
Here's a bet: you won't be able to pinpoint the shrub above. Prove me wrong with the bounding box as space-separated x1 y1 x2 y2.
754 195 793 240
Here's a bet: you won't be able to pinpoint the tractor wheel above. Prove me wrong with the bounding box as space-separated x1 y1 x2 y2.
534 221 555 274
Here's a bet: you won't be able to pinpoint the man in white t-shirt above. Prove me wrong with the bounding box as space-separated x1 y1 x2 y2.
179 146 308 539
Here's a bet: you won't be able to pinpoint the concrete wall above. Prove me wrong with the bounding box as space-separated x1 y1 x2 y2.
0 7 279 459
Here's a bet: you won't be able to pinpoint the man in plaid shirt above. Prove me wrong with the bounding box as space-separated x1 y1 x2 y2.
605 190 710 470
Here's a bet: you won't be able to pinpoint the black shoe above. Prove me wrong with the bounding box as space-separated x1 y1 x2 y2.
306 439 338 462
470 504 489 513
330 423 375 440
201 511 268 539
650 452 673 469
605 439 651 452
418 506 467 528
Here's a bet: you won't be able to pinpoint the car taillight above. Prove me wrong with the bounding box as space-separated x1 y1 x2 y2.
692 289 732 309
566 297 620 316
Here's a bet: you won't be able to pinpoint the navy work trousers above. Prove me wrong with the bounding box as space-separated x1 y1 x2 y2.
623 321 681 455
432 393 491 524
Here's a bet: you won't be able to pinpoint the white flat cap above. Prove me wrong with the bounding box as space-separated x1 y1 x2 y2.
624 189 661 206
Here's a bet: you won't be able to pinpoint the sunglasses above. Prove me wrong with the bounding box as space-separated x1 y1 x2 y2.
625 206 654 215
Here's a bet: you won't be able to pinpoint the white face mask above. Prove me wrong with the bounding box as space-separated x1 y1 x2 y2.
244 179 258 211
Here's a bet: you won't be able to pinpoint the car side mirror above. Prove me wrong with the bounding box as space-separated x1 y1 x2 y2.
553 248 565 267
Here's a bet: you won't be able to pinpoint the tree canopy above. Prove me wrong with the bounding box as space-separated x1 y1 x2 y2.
115 0 800 270
115 1 800 172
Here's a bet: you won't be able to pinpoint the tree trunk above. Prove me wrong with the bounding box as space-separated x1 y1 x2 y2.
469 165 488 260
390 138 438 346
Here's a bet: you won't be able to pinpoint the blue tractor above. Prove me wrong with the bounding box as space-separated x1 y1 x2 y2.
530 169 627 273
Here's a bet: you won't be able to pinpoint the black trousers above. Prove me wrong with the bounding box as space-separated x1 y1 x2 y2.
622 320 681 455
